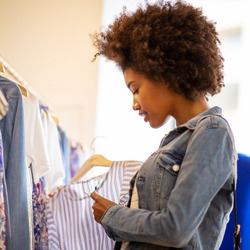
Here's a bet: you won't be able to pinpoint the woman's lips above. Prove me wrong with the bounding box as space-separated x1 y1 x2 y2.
139 112 149 122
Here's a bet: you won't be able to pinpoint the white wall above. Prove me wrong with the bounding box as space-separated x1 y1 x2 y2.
95 0 250 162
0 0 102 148
197 0 250 155
94 0 175 162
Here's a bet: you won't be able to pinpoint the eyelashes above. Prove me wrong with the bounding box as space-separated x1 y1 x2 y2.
133 89 139 95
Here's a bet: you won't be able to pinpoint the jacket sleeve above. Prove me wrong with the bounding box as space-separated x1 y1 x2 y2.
100 123 234 248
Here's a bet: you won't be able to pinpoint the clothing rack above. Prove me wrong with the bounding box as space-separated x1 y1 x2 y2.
0 55 52 110
0 54 85 148
0 55 30 88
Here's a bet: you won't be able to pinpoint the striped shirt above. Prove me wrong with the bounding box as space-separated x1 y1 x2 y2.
47 160 142 250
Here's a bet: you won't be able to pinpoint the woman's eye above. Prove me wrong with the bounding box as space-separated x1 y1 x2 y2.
133 89 139 95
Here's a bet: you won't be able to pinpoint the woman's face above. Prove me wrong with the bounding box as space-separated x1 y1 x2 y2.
124 68 176 128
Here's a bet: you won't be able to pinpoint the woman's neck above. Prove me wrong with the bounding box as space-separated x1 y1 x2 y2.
173 96 210 126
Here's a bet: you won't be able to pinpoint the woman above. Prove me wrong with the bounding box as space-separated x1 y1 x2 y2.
90 1 237 249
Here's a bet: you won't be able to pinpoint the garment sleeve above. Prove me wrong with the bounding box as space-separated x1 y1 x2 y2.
100 125 234 248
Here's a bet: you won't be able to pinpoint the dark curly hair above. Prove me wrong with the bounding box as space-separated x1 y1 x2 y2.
92 0 224 101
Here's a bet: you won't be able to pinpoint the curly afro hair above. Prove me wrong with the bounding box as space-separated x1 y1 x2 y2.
92 0 224 101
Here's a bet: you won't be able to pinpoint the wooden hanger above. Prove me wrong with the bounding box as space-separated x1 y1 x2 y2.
0 62 5 73
50 114 60 126
43 109 60 126
16 82 29 97
68 138 84 151
70 154 112 183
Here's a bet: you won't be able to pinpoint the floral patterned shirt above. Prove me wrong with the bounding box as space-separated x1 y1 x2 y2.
0 131 6 249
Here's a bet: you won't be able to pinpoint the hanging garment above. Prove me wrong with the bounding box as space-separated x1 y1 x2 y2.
41 109 65 194
0 131 6 249
0 75 30 250
23 89 50 249
57 126 70 184
0 86 7 248
47 160 142 250
31 164 48 250
69 142 90 179
0 89 8 120
23 89 50 183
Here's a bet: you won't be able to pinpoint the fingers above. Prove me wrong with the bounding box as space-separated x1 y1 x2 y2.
91 192 103 223
90 192 119 223
90 192 100 201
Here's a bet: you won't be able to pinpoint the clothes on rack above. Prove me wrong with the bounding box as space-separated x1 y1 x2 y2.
31 164 49 249
69 141 90 179
0 85 7 250
0 131 6 249
0 89 8 120
22 89 51 249
41 108 65 194
58 126 71 184
0 58 146 250
0 75 30 250
1 62 142 250
47 160 142 250
23 88 50 183
0 83 7 250
0 72 90 249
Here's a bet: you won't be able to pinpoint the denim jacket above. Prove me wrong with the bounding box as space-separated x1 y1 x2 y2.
100 107 237 250
0 76 30 249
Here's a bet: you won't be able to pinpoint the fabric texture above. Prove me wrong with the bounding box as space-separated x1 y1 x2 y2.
0 75 30 250
101 107 237 250
0 131 6 249
69 142 89 179
23 89 50 184
31 164 49 250
0 89 8 120
57 126 70 184
41 109 65 194
47 160 142 250
121 182 139 250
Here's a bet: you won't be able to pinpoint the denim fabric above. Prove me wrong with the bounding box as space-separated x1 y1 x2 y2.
101 106 237 250
0 76 30 249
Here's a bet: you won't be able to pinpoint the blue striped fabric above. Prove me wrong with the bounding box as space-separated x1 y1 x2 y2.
47 160 142 250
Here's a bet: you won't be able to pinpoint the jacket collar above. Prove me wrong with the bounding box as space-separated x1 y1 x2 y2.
177 106 222 130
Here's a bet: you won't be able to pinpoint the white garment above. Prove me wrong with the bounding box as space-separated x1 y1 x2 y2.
23 90 50 183
47 160 142 250
41 109 65 193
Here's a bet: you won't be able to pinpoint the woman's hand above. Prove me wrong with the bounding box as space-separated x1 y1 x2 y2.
90 192 117 223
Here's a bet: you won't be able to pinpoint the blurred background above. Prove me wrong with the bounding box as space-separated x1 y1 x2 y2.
0 0 249 162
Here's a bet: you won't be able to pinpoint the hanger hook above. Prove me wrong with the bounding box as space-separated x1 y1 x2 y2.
90 136 105 155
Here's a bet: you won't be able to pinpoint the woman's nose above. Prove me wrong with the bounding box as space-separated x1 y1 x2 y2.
133 101 140 111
